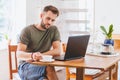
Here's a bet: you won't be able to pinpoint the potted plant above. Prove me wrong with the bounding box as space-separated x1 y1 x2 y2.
100 24 114 46
0 33 11 45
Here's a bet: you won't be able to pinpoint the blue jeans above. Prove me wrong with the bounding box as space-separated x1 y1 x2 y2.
18 62 46 80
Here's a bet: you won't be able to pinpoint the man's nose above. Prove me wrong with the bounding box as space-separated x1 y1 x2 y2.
48 20 52 24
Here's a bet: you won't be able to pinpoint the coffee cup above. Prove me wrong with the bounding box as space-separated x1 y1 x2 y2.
42 55 53 61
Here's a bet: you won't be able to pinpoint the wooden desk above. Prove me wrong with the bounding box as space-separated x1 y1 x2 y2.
31 54 120 80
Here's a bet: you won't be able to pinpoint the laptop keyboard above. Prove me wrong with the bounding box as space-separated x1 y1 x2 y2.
54 54 65 60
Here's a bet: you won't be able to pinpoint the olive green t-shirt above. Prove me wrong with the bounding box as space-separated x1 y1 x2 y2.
18 24 60 53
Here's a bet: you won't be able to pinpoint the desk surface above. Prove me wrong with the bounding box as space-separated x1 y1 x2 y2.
31 54 120 70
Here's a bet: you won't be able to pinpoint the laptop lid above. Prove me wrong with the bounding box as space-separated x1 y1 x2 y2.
54 35 89 61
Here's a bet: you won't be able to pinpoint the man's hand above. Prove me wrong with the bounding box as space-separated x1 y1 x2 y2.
32 52 43 61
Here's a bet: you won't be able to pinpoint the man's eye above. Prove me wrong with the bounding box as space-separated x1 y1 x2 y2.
52 20 55 22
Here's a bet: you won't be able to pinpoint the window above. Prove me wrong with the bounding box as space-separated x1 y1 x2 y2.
0 0 26 49
0 0 7 38
0 0 12 49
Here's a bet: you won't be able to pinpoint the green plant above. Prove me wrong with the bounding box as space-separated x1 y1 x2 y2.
100 24 114 39
0 33 9 41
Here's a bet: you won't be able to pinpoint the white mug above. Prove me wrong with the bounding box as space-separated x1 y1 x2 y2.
42 55 53 61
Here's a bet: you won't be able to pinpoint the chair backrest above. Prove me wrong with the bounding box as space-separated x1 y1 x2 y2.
112 34 120 49
8 45 18 79
62 43 67 53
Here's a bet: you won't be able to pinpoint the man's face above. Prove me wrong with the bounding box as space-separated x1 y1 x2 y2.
40 11 58 30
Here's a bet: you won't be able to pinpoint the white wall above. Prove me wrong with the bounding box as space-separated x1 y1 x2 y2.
26 0 40 25
10 0 26 45
0 50 9 80
95 0 120 34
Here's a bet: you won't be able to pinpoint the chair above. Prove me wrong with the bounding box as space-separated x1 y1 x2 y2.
8 45 21 80
62 43 118 80
112 34 120 50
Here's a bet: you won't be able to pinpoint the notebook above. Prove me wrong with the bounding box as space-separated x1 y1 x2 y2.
54 35 90 61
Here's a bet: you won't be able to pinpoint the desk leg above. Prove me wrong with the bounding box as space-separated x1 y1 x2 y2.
76 67 85 80
113 63 118 80
109 63 118 80
109 67 113 80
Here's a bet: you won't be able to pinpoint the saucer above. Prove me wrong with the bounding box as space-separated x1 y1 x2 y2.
87 52 119 57
40 59 55 62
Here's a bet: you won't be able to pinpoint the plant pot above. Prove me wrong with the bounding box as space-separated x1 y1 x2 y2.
100 44 114 55
104 39 114 46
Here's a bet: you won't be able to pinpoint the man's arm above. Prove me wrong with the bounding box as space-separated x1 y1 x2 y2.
17 43 42 61
17 40 61 61
42 40 61 56
17 43 31 59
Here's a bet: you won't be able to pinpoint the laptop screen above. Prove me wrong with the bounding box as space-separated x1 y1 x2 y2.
64 35 90 60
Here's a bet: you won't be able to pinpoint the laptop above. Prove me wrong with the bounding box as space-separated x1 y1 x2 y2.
54 35 90 61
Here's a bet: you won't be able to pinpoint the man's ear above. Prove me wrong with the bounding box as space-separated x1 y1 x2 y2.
40 12 44 18
40 13 42 18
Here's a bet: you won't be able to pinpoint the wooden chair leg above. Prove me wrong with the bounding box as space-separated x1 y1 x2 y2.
66 67 70 80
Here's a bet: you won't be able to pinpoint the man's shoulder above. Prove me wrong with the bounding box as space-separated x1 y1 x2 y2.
49 25 58 30
26 24 34 28
23 24 34 30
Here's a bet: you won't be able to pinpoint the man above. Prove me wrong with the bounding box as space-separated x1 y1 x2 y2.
17 5 61 80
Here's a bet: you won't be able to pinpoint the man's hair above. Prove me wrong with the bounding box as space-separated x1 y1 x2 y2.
43 5 59 16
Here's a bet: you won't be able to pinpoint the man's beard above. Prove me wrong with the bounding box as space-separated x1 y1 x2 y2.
40 21 50 30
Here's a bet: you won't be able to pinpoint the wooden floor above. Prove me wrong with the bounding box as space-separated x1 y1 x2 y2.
57 68 77 80
57 68 66 80
57 68 75 80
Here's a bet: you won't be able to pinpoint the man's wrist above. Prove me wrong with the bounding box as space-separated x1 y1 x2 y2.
39 51 41 54
31 52 34 59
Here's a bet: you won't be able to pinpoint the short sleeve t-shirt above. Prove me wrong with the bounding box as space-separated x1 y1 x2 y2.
18 24 60 53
